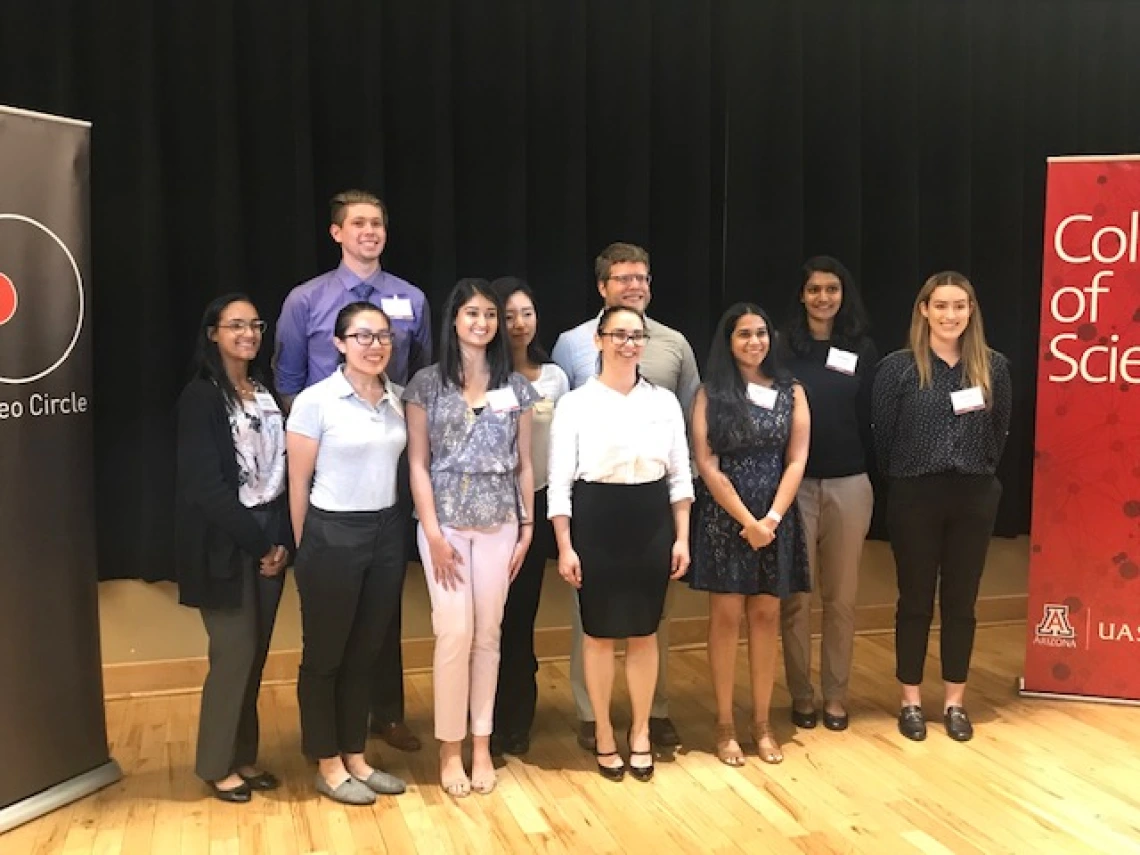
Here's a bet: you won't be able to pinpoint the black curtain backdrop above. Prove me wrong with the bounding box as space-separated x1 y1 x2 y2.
3 1 1139 581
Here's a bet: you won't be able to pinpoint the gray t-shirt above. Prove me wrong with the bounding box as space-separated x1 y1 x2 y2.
550 314 701 418
286 368 407 512
404 366 540 528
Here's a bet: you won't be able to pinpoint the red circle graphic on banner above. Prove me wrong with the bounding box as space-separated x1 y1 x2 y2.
0 272 17 326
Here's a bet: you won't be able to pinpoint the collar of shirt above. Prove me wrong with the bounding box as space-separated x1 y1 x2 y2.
329 366 404 416
334 261 385 294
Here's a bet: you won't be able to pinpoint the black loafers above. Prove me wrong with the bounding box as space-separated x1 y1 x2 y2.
898 705 927 741
577 721 597 752
790 707 818 729
822 711 849 732
943 706 974 742
238 770 280 791
648 717 681 747
209 781 252 803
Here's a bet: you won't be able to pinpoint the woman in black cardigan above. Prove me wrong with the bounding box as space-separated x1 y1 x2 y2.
175 293 292 802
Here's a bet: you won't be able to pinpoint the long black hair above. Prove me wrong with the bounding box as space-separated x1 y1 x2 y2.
704 302 788 454
437 278 512 389
783 255 870 355
490 276 550 366
190 292 267 411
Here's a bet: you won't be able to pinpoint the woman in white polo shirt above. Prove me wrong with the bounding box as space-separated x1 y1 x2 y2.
286 301 408 806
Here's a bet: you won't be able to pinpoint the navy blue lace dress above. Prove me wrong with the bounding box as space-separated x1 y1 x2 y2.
689 382 811 597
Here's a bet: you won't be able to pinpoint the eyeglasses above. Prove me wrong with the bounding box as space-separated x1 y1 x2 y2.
216 320 267 333
599 331 650 345
344 330 394 347
607 273 652 286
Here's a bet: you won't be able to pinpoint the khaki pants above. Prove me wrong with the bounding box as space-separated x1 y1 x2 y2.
780 474 873 704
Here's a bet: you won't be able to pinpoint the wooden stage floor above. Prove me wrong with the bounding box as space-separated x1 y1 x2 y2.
4 623 1140 854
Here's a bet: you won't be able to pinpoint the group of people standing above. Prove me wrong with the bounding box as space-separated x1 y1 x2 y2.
174 189 1012 805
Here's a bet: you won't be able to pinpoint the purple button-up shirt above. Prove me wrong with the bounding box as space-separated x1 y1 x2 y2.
274 263 432 393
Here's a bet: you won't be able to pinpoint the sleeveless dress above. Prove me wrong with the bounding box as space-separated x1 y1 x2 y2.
689 382 811 597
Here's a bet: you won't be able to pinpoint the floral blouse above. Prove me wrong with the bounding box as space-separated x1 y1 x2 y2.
228 380 287 508
404 366 539 528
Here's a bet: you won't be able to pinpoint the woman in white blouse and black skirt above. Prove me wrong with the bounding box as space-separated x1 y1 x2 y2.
872 271 1011 744
548 306 694 783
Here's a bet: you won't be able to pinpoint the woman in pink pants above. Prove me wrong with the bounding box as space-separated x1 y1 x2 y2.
404 278 538 797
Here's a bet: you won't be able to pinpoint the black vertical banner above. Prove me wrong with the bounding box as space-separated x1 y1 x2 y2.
0 106 120 832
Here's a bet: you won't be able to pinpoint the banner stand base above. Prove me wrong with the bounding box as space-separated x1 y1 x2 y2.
1016 677 1140 707
0 759 121 835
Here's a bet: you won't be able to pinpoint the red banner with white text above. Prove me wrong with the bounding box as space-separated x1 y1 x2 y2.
1024 156 1140 701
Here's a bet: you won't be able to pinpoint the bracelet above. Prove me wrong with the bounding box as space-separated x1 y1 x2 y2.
765 509 782 524
519 521 534 527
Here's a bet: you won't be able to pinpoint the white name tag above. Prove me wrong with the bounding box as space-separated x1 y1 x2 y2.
747 383 778 410
951 386 985 415
254 392 280 414
825 347 858 375
380 296 414 320
486 387 520 413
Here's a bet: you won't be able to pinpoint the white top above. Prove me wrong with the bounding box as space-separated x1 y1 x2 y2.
286 367 407 512
228 381 287 508
547 377 694 518
528 363 571 491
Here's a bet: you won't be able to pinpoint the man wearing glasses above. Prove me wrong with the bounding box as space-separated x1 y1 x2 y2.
274 189 432 754
551 241 700 751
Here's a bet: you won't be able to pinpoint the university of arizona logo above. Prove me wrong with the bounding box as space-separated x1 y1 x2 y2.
1034 604 1077 648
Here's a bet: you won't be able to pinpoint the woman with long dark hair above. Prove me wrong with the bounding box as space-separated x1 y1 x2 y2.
548 306 693 783
488 277 570 757
688 303 810 766
405 278 538 797
175 293 291 802
779 256 877 733
873 271 1011 743
287 301 409 805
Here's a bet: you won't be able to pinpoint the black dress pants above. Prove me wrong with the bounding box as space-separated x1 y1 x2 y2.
493 488 551 739
887 474 1002 685
295 505 404 759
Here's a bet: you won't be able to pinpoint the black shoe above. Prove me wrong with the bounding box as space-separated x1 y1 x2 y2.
943 706 974 742
648 717 681 747
791 707 818 729
492 732 530 757
237 770 280 791
822 710 849 732
626 729 655 782
897 705 927 741
209 781 252 803
577 721 597 752
594 748 625 782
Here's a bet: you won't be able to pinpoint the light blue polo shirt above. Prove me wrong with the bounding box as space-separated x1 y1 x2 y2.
286 367 407 512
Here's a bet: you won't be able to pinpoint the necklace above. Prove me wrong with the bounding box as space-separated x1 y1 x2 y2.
233 379 255 399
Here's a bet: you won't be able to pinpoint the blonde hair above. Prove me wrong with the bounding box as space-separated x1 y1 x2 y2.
908 271 993 404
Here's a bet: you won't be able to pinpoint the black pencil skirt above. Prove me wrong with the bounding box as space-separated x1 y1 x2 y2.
572 478 673 639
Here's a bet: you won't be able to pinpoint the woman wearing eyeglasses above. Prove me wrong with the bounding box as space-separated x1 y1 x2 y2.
175 294 291 803
404 278 538 798
688 303 810 767
548 306 693 783
286 301 409 805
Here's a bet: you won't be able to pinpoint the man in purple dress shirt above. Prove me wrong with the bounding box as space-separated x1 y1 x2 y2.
274 189 431 753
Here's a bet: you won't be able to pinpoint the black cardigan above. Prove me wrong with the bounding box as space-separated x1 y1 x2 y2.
174 377 289 609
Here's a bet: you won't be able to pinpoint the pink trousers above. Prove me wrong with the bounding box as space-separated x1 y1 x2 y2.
418 522 518 741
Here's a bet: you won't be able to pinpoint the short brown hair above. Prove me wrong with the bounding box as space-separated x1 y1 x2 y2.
594 242 650 282
329 189 389 227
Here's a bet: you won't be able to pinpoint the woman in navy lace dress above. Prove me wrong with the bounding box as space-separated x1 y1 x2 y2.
689 303 810 766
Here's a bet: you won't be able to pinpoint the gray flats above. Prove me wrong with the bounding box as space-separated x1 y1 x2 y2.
314 769 407 805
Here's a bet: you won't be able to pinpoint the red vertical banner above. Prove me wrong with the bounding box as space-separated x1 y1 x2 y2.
1024 156 1140 702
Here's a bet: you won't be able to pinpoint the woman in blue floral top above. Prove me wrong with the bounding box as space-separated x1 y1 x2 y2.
404 278 538 798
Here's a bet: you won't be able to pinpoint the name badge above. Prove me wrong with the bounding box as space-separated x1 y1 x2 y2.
380 296 414 320
825 347 858 375
254 392 281 414
951 386 985 415
486 387 520 413
747 383 778 410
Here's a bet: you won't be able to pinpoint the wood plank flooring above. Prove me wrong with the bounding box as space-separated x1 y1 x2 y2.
4 624 1140 854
